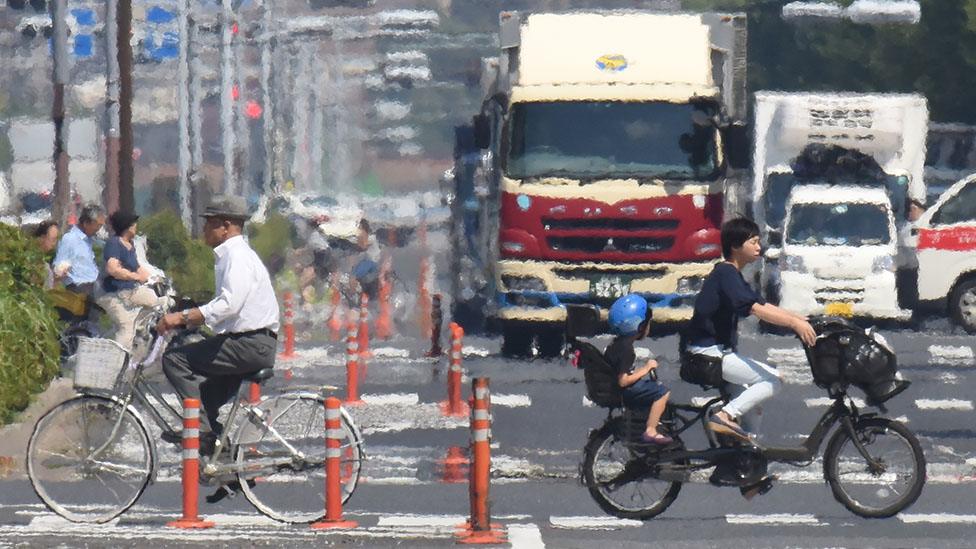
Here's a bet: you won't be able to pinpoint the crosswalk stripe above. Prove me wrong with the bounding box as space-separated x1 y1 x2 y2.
898 513 976 524
508 523 546 548
361 393 420 406
548 516 643 529
376 514 466 527
804 397 865 408
725 513 821 525
493 394 532 407
916 399 974 411
927 345 974 365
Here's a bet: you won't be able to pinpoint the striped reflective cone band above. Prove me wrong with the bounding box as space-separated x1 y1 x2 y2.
167 399 214 529
344 321 363 405
311 398 358 529
357 293 371 358
457 378 505 544
441 322 468 417
279 291 297 359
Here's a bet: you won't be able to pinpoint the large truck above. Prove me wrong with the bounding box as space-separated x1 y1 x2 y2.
448 11 749 357
752 92 928 320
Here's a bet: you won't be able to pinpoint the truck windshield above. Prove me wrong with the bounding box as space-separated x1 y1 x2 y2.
504 101 720 180
787 203 891 246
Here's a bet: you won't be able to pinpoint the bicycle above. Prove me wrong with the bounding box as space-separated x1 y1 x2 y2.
26 303 366 524
569 306 925 520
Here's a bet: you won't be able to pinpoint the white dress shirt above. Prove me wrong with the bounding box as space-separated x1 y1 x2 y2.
199 235 280 334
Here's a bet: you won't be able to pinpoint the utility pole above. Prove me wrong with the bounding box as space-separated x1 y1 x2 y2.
261 0 276 194
105 0 121 213
189 19 205 236
177 0 192 228
221 0 237 194
50 0 71 227
118 0 135 212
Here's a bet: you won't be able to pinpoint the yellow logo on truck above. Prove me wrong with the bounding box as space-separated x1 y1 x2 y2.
595 54 628 72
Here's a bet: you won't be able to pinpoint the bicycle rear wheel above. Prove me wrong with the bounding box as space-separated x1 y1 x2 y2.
235 392 365 523
581 422 682 520
824 417 926 518
27 395 154 523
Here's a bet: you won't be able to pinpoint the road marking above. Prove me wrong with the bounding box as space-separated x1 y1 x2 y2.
725 513 821 525
898 513 976 524
361 393 419 406
462 346 490 357
493 394 532 408
377 514 466 528
548 516 643 529
804 397 865 408
508 523 546 548
767 348 807 364
928 345 974 365
371 347 411 358
916 399 974 411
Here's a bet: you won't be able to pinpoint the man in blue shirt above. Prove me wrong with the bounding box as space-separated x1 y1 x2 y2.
683 218 816 442
53 204 105 296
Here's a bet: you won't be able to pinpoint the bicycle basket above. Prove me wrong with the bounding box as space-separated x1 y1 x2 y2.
73 337 129 392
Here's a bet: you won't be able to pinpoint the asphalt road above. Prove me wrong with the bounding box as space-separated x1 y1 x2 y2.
1 315 975 548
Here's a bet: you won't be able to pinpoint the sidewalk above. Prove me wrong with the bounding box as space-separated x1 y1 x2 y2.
0 377 75 479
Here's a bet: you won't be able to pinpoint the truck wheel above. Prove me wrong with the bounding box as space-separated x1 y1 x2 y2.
949 277 976 334
501 324 533 358
537 328 564 359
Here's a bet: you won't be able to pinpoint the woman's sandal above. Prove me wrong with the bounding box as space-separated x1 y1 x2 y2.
707 414 754 444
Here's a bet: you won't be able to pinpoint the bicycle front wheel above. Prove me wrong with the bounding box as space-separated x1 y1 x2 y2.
235 392 365 523
27 395 154 523
824 417 926 518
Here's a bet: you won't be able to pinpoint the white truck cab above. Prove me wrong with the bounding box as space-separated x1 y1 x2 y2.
768 185 910 321
913 174 976 332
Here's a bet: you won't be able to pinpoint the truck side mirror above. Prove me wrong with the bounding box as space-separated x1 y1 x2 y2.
723 124 750 170
473 114 491 149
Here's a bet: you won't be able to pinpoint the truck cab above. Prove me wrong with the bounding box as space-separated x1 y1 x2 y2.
913 174 976 332
768 185 909 320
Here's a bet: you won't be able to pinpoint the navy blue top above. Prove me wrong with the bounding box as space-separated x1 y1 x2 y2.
685 262 765 351
102 236 140 293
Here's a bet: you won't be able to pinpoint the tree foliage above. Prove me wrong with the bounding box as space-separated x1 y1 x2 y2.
139 211 215 303
684 0 976 123
0 223 60 424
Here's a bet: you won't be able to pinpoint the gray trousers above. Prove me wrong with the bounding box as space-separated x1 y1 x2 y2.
162 331 277 434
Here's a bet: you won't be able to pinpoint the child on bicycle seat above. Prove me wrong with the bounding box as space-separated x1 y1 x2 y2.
605 294 672 445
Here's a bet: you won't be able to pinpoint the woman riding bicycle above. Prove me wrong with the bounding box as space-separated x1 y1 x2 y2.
682 218 816 442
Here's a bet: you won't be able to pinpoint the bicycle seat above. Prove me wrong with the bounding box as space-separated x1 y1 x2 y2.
243 368 274 384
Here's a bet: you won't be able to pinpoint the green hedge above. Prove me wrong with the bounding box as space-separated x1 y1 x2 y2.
139 211 215 303
248 212 295 278
0 224 60 425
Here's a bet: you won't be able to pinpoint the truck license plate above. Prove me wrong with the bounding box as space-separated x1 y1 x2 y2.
592 276 629 299
824 302 854 317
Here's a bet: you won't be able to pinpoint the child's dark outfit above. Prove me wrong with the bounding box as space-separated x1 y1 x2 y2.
605 336 668 409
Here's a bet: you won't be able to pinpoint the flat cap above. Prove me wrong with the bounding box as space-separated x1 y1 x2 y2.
201 195 250 221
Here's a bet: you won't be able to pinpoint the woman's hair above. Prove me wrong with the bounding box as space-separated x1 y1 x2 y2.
721 217 760 259
108 211 140 236
32 219 58 238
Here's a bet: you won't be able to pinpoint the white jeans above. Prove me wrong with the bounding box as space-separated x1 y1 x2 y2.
687 345 782 433
96 286 163 350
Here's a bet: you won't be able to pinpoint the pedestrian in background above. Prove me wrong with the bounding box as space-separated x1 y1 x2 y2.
53 204 105 297
96 211 163 350
31 220 61 289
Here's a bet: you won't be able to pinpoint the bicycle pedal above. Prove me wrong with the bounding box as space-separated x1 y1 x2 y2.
739 475 776 501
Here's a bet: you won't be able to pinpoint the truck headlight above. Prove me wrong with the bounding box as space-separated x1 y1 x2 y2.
501 241 524 253
872 255 896 274
783 255 807 273
501 275 546 292
677 276 704 294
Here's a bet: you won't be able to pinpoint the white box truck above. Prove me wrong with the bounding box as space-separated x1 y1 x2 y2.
753 92 927 320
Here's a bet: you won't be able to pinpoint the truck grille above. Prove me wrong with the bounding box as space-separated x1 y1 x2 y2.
552 267 668 280
542 218 679 231
547 236 674 254
814 286 865 304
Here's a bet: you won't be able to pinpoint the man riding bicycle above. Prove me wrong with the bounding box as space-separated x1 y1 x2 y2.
156 195 280 456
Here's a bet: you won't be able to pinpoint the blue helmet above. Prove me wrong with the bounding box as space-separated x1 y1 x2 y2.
608 294 650 336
